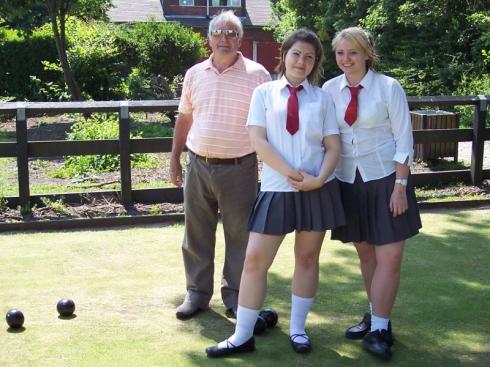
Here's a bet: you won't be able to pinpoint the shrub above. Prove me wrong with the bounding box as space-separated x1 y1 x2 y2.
0 26 59 100
64 19 127 100
63 114 156 177
455 72 490 127
1 17 206 101
115 19 207 77
123 68 183 100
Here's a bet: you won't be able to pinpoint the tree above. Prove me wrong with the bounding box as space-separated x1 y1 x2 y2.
269 0 490 95
0 0 112 101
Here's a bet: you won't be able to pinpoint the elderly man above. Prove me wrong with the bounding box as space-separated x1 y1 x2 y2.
170 10 271 320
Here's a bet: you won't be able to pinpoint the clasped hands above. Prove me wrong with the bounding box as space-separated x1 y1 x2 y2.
287 169 323 192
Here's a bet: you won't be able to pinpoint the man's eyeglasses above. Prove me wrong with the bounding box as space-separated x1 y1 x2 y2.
210 29 239 38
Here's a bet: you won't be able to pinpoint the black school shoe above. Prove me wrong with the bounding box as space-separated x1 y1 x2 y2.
362 330 392 361
206 337 255 358
290 333 311 354
345 314 395 346
345 313 371 339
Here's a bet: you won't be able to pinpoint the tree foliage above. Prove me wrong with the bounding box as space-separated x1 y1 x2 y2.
0 0 112 100
269 0 490 95
1 17 206 101
115 19 206 78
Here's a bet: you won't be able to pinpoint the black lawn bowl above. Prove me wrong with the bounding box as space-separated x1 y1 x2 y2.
57 299 76 317
253 315 268 335
259 308 278 328
6 309 24 329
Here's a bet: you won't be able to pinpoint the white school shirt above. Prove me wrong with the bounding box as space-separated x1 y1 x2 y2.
322 70 414 183
247 76 339 192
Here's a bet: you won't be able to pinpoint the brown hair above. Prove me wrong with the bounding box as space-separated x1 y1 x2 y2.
331 27 379 70
275 29 324 84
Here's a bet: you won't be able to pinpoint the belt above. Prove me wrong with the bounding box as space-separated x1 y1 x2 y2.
190 150 254 165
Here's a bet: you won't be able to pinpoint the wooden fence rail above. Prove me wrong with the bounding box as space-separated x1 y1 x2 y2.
0 96 489 212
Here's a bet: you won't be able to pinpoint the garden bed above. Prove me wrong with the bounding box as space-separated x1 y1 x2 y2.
1 115 490 225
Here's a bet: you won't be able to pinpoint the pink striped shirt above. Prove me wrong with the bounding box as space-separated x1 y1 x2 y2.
178 52 271 158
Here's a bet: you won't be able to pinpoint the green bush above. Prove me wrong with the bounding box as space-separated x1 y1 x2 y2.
0 26 59 100
1 17 205 101
455 72 490 127
122 68 183 100
115 19 206 77
64 19 127 100
63 114 156 177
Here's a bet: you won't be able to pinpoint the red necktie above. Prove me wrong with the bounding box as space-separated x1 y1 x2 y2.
286 85 303 135
344 85 363 126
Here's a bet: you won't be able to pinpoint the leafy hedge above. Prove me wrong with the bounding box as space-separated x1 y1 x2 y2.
0 27 59 100
115 19 206 78
0 18 206 101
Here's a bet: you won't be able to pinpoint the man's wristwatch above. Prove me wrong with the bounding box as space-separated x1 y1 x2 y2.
395 178 408 186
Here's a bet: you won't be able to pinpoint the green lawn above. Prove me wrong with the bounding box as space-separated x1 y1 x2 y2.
1 209 489 366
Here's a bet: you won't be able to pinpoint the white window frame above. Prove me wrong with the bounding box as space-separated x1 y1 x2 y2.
212 0 241 7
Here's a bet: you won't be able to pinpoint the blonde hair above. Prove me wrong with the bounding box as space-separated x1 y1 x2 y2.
275 29 324 84
332 27 379 69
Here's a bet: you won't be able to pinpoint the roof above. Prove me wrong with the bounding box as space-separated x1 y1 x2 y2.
108 0 273 27
107 0 164 23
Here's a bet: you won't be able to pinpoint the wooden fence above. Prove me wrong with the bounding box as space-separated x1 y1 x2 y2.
0 96 489 213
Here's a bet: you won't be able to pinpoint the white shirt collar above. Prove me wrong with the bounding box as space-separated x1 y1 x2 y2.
279 75 312 93
339 69 375 92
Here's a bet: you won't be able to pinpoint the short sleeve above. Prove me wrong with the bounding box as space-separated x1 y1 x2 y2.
178 69 193 114
246 85 267 128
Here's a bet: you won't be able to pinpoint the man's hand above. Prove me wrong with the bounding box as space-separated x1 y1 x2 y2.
170 156 183 187
169 112 193 187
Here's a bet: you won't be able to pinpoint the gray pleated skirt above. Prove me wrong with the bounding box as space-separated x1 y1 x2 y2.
331 171 422 245
248 179 346 235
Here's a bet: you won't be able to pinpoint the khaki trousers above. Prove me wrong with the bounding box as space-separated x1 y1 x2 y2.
182 151 258 309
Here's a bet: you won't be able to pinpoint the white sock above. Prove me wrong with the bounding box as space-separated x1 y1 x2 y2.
290 294 314 344
369 302 373 314
371 314 389 332
218 305 259 348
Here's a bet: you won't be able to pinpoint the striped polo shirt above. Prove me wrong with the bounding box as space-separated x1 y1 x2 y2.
178 52 271 158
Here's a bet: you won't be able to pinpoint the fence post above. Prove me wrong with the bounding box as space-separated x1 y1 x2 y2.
16 105 30 213
470 96 488 185
119 102 132 206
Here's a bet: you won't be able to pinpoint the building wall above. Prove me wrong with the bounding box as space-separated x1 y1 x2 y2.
163 0 244 17
195 27 280 74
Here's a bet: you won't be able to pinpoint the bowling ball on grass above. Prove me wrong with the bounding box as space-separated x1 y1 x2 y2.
259 308 278 328
6 309 24 329
57 299 75 317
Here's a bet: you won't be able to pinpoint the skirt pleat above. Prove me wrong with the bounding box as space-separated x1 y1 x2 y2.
331 171 422 245
248 179 346 235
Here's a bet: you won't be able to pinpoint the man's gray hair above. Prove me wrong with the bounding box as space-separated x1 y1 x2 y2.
208 10 243 39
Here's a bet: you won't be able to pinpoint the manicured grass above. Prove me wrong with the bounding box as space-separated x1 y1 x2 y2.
1 209 489 366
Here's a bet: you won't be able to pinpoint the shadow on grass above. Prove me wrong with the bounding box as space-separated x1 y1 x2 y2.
58 314 77 320
177 209 489 366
